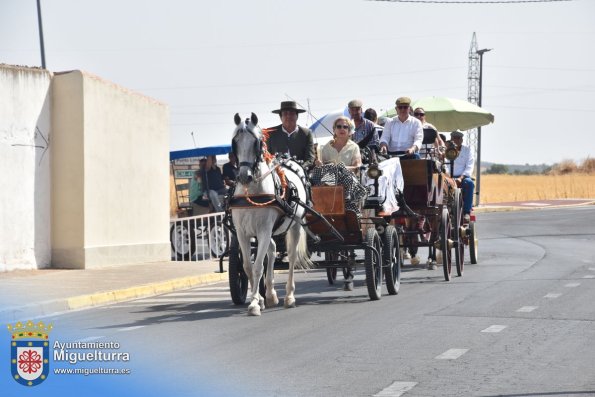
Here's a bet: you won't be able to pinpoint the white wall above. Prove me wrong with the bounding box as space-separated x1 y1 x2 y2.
1 65 170 271
52 71 170 269
0 65 52 271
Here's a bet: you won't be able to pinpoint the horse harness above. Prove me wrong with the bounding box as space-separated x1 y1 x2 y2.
225 157 310 236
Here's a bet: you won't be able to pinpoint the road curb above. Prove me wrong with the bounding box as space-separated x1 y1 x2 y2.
66 272 228 310
475 200 595 213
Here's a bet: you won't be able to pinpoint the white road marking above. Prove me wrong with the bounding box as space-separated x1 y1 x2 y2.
481 325 507 333
523 202 551 206
544 293 562 298
373 381 417 396
517 306 538 313
582 275 595 279
565 282 581 288
588 267 595 271
118 326 145 332
435 348 469 360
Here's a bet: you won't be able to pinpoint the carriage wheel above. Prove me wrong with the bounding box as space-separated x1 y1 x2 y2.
453 189 465 277
208 222 229 258
170 221 196 260
326 268 338 285
228 235 248 305
440 207 453 281
229 238 267 302
383 225 401 295
469 221 478 264
325 252 338 285
258 257 268 298
365 228 383 300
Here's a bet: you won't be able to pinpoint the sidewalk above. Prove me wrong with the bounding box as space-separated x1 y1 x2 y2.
1 199 593 322
0 259 227 323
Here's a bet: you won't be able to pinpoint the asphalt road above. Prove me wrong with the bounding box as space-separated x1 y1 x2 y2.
34 207 595 397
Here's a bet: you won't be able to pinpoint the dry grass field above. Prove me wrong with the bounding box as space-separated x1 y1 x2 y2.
170 167 595 216
481 174 595 203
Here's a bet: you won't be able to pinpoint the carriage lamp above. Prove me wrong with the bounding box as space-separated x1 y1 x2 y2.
366 164 382 179
444 141 460 162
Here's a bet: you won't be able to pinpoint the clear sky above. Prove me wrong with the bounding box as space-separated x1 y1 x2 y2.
2 0 594 165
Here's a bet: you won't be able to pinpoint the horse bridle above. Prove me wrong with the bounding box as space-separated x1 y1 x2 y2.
231 119 263 176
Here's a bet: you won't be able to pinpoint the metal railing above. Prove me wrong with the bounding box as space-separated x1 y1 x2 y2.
169 212 229 264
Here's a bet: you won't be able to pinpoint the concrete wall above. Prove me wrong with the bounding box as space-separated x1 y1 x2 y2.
52 71 170 268
0 65 52 271
1 64 170 271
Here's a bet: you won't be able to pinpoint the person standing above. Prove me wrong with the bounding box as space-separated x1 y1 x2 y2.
348 99 380 151
449 130 475 223
379 97 423 159
266 101 315 170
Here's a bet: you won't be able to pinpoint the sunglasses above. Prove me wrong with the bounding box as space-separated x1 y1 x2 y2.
397 105 409 110
414 113 425 117
335 124 350 130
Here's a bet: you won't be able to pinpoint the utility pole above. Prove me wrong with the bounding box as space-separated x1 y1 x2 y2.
475 47 491 207
467 32 491 207
36 0 46 69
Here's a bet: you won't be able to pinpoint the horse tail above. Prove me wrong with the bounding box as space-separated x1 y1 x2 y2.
287 224 314 270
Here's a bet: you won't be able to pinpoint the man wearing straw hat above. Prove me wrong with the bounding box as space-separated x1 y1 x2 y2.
266 101 316 170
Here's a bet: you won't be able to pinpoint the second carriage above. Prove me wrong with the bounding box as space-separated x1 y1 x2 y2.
391 129 478 281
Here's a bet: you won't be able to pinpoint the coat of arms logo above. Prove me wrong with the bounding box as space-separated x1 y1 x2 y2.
7 320 53 386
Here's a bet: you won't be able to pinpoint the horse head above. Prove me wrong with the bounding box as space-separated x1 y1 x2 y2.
232 112 263 185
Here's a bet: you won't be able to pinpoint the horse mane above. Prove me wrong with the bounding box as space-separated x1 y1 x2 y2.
261 127 287 191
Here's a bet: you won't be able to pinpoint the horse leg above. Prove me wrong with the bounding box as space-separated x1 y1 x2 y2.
284 225 300 308
265 238 279 308
247 236 269 316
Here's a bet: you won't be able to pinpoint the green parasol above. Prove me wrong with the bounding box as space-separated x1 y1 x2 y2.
381 96 494 132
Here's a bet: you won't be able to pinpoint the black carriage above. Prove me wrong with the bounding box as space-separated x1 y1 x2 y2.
226 160 402 303
305 182 401 300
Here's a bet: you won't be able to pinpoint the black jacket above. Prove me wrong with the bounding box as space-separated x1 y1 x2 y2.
265 125 315 169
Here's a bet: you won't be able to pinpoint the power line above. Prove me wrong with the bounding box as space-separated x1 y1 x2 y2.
370 0 573 3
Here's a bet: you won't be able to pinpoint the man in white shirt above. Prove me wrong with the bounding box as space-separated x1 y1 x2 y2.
449 130 475 222
379 97 423 159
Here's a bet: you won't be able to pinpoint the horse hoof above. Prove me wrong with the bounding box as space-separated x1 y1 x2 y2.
259 297 265 310
248 304 261 316
284 297 296 308
266 294 279 308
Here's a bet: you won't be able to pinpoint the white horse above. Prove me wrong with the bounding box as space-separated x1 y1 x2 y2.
230 113 312 316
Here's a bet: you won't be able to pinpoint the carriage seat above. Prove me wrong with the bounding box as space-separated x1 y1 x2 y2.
420 127 442 160
422 127 438 145
400 159 443 208
307 185 361 243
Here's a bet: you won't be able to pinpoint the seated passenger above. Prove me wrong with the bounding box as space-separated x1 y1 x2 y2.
379 96 423 160
316 116 362 172
414 107 445 159
189 168 210 214
347 99 380 152
448 130 475 223
202 155 227 212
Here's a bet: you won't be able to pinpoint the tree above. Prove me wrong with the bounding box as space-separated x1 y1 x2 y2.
486 163 509 174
